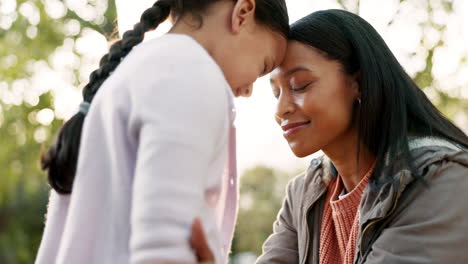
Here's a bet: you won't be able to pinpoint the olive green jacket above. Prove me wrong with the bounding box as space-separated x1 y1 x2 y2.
256 137 468 264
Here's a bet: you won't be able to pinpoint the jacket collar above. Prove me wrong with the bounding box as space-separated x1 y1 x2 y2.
360 136 464 223
304 137 465 223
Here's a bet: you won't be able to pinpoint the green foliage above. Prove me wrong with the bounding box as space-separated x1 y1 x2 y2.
231 166 294 255
0 184 48 264
0 0 117 262
336 0 468 124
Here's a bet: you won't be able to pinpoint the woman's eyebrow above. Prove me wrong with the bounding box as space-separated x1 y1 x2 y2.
284 66 311 77
269 66 313 85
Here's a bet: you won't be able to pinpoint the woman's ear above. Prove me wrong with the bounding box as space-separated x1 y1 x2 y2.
352 71 361 99
230 0 256 34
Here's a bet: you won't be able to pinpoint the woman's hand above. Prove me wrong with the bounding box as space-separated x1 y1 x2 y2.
156 219 214 264
190 218 215 264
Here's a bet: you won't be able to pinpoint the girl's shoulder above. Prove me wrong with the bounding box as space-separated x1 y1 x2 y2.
101 33 230 102
116 33 229 94
132 33 222 75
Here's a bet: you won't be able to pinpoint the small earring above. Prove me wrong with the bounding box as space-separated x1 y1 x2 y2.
357 98 361 105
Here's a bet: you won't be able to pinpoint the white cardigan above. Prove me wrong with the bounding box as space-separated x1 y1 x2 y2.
35 34 237 264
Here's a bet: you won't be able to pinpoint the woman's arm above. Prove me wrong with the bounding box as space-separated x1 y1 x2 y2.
190 178 301 264
158 219 215 264
256 179 300 264
190 181 300 264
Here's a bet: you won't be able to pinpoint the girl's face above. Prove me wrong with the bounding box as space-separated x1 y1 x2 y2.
270 41 360 157
207 0 287 97
223 26 287 97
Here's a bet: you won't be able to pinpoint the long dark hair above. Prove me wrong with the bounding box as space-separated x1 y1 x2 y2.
289 9 468 185
42 0 289 194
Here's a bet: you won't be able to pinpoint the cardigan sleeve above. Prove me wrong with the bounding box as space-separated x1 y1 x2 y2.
128 57 229 264
35 191 71 264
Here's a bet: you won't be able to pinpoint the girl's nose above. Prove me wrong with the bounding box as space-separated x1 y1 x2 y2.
239 83 253 98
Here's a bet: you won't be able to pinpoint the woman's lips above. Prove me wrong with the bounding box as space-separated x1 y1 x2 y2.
281 121 311 138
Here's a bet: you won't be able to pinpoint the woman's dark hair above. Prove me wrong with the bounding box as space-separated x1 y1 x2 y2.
42 0 289 194
289 9 468 186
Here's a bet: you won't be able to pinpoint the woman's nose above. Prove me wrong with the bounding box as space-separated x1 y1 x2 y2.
275 93 295 123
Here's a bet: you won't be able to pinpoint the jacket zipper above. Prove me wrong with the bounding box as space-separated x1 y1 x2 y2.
301 191 325 264
358 173 405 263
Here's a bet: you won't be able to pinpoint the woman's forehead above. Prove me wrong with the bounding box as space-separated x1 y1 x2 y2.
270 42 326 80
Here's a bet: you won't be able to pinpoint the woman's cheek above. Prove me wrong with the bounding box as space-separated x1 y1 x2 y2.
297 93 317 114
293 93 306 108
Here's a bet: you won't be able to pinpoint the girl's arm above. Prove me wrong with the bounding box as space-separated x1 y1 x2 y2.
35 191 71 264
129 60 228 264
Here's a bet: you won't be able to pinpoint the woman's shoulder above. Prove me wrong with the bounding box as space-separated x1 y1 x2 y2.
408 136 468 174
361 138 468 263
403 137 468 205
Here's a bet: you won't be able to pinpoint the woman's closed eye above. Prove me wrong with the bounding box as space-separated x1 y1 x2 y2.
291 81 314 92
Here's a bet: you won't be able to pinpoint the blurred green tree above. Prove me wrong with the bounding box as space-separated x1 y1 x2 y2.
231 166 292 255
335 0 468 126
0 0 117 263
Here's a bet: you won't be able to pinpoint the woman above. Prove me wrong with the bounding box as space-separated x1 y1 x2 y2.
255 9 468 264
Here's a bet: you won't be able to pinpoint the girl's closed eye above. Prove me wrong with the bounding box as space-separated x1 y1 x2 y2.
262 62 268 76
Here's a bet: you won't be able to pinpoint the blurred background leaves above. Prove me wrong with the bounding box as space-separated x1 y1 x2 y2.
0 0 117 262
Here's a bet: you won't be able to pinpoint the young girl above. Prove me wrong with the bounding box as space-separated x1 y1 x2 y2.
35 1 288 264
